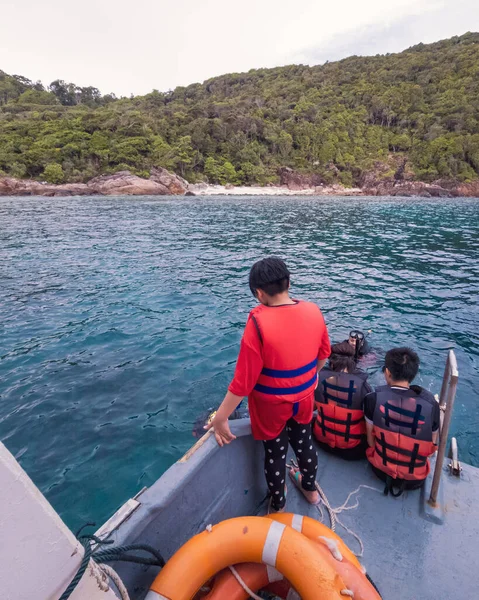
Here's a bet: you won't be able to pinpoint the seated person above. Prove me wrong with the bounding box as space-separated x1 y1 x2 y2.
364 347 439 496
313 343 372 460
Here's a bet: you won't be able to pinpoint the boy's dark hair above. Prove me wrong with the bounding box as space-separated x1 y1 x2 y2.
384 347 420 383
249 257 290 297
329 353 356 373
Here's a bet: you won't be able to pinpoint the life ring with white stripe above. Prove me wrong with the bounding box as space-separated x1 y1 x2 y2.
200 513 380 600
145 515 360 600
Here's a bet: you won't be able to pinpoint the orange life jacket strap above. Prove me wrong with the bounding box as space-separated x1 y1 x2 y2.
377 433 427 474
318 407 363 443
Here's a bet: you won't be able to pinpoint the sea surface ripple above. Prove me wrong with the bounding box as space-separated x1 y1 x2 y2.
1 195 478 528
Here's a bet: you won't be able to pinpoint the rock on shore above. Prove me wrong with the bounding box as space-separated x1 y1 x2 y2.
363 180 457 198
0 177 91 197
359 162 461 197
149 167 188 195
0 168 189 197
88 172 170 196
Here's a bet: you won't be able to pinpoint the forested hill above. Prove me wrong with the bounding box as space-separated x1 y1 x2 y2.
1 32 479 186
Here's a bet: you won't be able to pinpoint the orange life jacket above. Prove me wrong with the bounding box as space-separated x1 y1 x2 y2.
251 301 326 409
313 369 368 449
367 385 437 481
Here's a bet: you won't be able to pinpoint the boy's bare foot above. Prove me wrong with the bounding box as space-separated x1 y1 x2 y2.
288 466 320 505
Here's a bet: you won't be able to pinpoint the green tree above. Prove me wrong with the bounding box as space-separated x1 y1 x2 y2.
43 163 65 184
204 156 222 183
172 136 195 177
16 89 58 105
220 161 240 185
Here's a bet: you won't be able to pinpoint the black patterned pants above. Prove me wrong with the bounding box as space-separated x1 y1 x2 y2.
263 418 318 510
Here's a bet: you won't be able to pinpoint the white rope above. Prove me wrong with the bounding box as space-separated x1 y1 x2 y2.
285 460 382 559
334 515 365 558
315 481 337 532
228 482 381 598
318 484 383 557
228 565 264 600
99 564 130 600
332 485 382 513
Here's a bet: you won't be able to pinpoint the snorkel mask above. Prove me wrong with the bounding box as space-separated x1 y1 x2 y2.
349 330 365 360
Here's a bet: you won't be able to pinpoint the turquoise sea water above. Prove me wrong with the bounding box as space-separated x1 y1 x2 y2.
1 195 478 530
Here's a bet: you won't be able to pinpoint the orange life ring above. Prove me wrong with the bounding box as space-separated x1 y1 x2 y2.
200 563 273 600
202 513 380 600
145 515 353 600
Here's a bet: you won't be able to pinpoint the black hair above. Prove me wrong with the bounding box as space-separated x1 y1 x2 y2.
249 257 291 297
329 353 356 373
384 347 420 383
331 341 355 357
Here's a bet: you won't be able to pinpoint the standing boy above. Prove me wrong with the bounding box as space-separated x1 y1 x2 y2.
206 257 331 511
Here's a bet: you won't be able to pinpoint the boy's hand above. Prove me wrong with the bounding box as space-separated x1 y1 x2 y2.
205 418 236 447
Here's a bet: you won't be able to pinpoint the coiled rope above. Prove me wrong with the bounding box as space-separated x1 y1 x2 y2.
288 460 382 557
94 543 165 566
58 535 93 600
316 482 383 557
98 564 130 600
58 523 165 600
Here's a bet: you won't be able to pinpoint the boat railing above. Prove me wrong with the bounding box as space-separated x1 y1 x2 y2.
428 349 459 506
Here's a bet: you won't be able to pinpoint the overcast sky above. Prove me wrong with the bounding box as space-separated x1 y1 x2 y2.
1 0 477 97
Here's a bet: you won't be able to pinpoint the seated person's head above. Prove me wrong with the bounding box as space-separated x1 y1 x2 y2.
329 352 356 373
383 347 420 385
249 257 290 305
331 341 355 357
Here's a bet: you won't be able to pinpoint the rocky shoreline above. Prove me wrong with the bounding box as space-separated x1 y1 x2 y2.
1 167 479 198
0 168 189 197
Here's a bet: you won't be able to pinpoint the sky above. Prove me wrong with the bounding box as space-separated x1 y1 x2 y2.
1 0 478 97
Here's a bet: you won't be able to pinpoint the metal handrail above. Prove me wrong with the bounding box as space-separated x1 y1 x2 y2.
428 350 459 505
449 437 461 476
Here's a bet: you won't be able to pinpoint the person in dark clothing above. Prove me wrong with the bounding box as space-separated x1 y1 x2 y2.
364 347 440 496
332 331 375 368
313 343 372 460
345 330 372 360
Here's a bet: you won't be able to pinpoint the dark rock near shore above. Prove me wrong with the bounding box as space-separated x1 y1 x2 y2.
278 163 462 197
373 181 456 198
360 167 457 197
